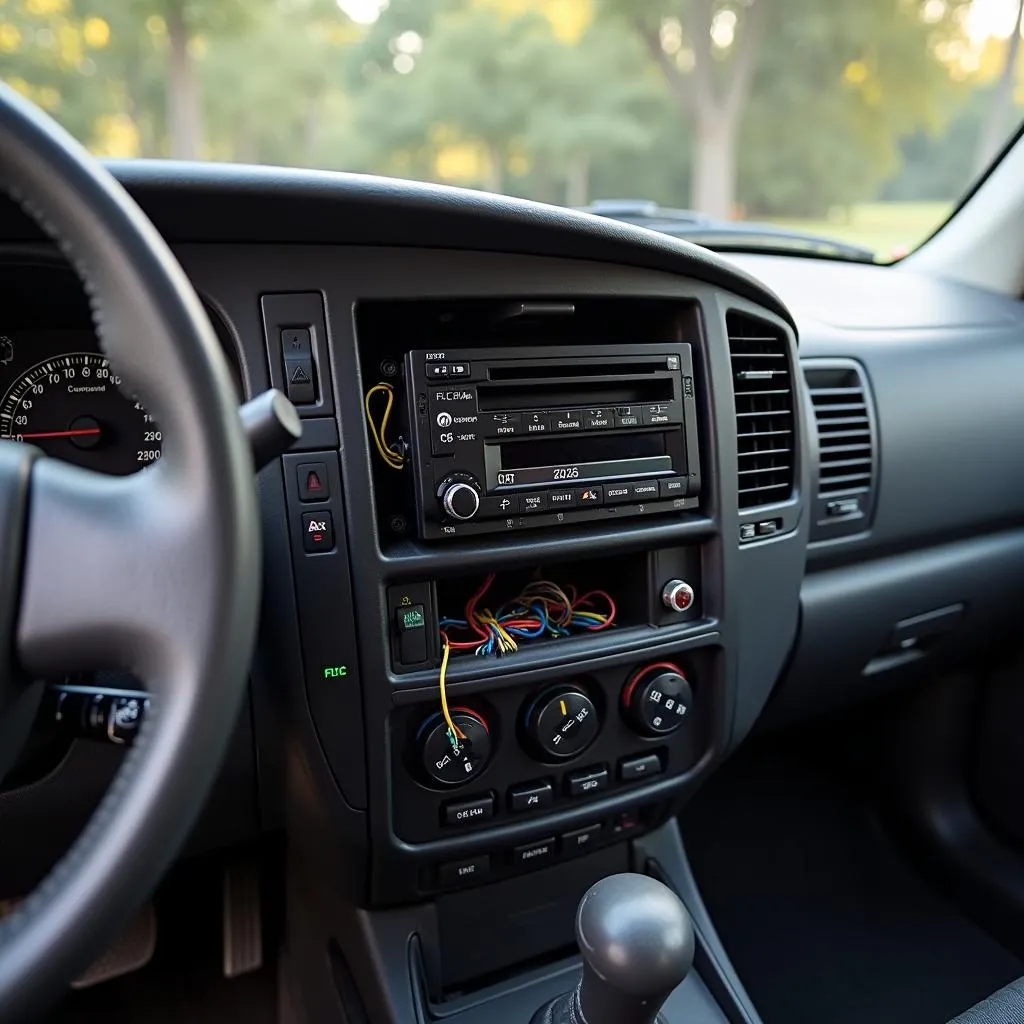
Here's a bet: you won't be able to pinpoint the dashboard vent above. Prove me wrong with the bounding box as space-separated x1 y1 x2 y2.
802 359 877 538
727 312 795 509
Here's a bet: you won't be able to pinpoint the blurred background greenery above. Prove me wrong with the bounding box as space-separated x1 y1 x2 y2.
2 0 1023 258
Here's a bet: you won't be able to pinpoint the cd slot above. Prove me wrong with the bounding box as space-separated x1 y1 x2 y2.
477 377 672 412
486 360 664 381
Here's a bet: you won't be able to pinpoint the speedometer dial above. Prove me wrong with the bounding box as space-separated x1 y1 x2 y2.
0 352 161 475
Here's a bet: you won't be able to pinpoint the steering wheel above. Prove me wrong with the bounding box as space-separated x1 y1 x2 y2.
0 85 260 1018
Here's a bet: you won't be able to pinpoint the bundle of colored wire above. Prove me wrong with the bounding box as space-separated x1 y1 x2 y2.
364 382 404 470
438 574 616 661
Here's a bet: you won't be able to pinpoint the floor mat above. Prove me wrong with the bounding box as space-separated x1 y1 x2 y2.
681 741 1024 1024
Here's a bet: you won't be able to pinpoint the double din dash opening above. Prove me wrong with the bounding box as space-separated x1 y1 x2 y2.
407 345 702 540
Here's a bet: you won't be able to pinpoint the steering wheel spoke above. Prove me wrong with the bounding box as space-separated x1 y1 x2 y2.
16 456 200 692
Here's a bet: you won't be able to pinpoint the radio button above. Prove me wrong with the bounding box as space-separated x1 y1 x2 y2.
552 410 583 432
519 492 549 514
629 481 660 501
483 412 522 438
584 408 613 430
659 478 687 499
577 485 603 506
480 495 517 518
448 362 471 378
614 405 642 428
605 483 632 504
523 412 551 434
426 362 449 379
548 489 576 509
643 403 673 426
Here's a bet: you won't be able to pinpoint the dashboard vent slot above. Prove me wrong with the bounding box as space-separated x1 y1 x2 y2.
727 312 795 509
802 358 877 539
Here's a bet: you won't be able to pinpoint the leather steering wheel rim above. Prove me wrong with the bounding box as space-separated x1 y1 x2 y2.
0 84 259 1019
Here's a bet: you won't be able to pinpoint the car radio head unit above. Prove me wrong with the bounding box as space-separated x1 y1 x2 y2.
405 344 701 539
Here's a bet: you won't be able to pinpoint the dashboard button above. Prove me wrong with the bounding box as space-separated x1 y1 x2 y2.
547 489 576 509
757 519 781 536
619 754 663 782
448 362 471 378
605 483 632 504
513 837 556 868
577 485 603 506
284 356 316 404
740 523 756 541
426 362 449 378
519 492 548 514
509 780 554 812
584 408 613 430
281 327 312 357
483 412 522 438
297 461 329 502
642 403 673 426
629 481 660 502
523 412 551 435
552 410 583 432
438 855 490 888
659 478 686 499
301 511 334 553
614 405 641 428
480 495 517 518
566 766 609 797
395 603 427 664
562 823 602 856
443 794 495 826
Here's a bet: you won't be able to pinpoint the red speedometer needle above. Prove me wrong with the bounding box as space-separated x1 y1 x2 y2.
18 427 102 440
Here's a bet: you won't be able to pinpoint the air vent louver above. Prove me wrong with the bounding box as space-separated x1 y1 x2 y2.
727 312 795 509
802 359 877 538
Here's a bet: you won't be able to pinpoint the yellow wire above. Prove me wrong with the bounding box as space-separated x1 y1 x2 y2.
364 383 404 470
439 639 465 744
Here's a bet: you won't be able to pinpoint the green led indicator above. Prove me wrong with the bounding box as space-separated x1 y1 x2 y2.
323 665 348 678
400 608 425 629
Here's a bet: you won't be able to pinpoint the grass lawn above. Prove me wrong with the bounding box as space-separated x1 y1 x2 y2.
762 201 954 260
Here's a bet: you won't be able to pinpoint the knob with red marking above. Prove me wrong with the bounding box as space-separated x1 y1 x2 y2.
622 663 692 737
417 708 492 786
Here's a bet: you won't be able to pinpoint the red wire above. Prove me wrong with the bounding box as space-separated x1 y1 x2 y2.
464 572 496 641
573 589 618 626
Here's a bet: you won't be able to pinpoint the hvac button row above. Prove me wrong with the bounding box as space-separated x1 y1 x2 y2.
436 811 643 890
437 824 604 889
481 403 680 438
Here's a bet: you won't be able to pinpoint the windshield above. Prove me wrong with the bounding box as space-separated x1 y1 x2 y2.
2 0 1023 262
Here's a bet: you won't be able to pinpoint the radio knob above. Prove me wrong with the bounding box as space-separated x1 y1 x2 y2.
440 479 481 521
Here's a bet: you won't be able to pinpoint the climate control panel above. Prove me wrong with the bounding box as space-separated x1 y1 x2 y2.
394 651 716 845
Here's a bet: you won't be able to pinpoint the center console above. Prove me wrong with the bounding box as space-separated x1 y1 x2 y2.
225 242 809 1023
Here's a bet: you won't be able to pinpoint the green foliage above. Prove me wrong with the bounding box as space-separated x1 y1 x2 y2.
0 0 1015 226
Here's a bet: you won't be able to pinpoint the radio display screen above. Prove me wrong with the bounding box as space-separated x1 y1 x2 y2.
487 432 675 489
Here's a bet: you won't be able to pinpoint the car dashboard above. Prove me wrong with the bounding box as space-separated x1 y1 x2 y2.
2 162 1024 1017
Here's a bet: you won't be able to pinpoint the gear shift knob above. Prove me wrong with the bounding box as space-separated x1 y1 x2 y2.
532 873 695 1024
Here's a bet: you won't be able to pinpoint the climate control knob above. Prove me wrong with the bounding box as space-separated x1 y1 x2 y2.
524 686 600 761
418 708 492 786
622 663 692 737
438 476 481 521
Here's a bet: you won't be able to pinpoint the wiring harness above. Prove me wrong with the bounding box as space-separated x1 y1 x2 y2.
436 574 616 744
439 574 616 658
364 381 405 470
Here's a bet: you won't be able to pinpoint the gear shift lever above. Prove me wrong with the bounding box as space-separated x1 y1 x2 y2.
531 873 695 1024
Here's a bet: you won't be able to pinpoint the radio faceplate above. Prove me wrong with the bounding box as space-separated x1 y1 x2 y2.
406 345 702 539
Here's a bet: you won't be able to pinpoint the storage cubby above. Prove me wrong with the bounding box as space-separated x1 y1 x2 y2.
434 554 652 662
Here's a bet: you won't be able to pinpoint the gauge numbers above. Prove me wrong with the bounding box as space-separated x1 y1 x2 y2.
0 352 161 475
